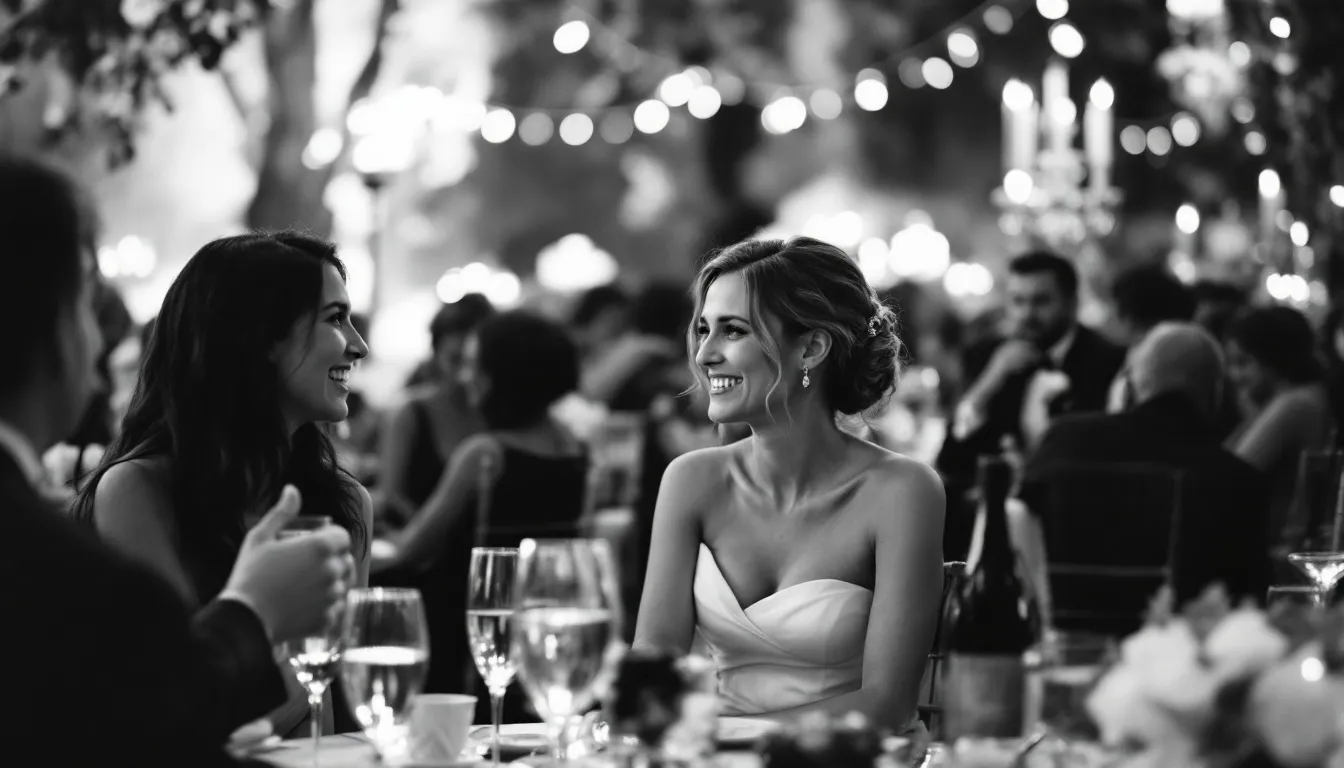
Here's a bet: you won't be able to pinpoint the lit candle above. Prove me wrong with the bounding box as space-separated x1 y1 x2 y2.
1001 80 1038 173
1042 59 1070 153
1084 79 1114 194
1258 169 1283 253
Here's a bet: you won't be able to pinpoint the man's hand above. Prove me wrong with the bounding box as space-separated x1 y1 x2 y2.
983 339 1045 385
221 485 354 642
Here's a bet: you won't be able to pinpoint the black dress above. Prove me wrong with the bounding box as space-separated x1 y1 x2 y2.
376 445 589 722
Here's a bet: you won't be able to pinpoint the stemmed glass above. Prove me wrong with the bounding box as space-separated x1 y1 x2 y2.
468 547 520 767
1287 552 1344 608
339 588 431 761
276 516 342 766
512 539 621 765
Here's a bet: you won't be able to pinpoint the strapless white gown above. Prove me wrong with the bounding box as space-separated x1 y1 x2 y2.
693 543 874 716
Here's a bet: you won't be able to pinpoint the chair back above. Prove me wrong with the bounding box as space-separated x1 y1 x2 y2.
1036 462 1183 637
916 560 967 739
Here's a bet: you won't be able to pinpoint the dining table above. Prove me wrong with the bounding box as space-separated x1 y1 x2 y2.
250 720 774 768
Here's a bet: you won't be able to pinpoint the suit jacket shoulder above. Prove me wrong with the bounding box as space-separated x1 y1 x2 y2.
0 456 283 766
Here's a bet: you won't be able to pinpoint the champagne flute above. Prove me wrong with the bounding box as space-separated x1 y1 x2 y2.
1287 551 1344 608
340 588 431 762
276 516 341 767
468 547 520 767
512 539 620 765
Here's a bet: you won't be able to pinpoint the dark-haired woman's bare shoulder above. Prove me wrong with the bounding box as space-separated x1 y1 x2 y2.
92 455 194 601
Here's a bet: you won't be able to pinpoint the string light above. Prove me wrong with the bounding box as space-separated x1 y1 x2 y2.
559 113 594 145
1036 0 1069 21
1146 126 1172 156
480 109 516 143
1175 204 1200 234
658 73 694 107
598 112 633 144
809 89 843 120
1119 125 1146 155
687 85 722 119
518 113 554 145
1290 221 1309 247
762 96 808 134
1269 17 1291 39
898 59 926 88
1331 185 1344 208
553 20 590 54
854 79 889 111
1049 21 1085 58
983 5 1014 34
1244 131 1267 155
922 58 954 90
947 29 980 67
1170 113 1200 146
632 100 670 134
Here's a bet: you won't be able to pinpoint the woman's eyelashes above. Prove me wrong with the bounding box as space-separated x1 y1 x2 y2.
695 322 749 339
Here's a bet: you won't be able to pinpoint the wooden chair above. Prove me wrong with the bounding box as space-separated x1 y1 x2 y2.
1035 462 1184 637
917 560 967 739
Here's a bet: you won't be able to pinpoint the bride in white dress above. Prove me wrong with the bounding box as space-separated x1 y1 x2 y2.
632 236 945 730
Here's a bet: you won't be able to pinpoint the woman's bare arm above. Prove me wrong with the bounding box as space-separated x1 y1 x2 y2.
382 435 501 571
631 450 713 655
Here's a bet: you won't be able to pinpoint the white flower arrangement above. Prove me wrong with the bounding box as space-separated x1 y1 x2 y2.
1086 587 1344 768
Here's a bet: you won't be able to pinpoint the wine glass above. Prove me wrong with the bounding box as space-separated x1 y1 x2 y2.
468 547 520 767
276 516 341 766
512 539 621 765
1267 584 1321 609
1287 552 1344 608
340 588 431 762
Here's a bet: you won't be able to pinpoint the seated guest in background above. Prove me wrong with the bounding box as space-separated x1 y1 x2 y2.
1020 323 1271 605
1223 305 1333 544
376 311 587 703
1105 263 1196 412
634 236 945 731
939 251 1124 473
1322 305 1344 448
1191 279 1249 342
378 294 495 530
74 231 373 737
2 156 354 766
591 281 694 411
570 282 631 390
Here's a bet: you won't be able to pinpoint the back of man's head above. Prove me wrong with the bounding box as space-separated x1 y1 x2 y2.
0 156 90 397
1128 322 1224 417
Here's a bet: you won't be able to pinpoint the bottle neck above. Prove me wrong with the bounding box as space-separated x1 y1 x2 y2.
977 460 1014 567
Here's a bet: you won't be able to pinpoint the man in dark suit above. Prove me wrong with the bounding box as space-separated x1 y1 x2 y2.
938 251 1125 480
0 157 355 766
1020 322 1271 605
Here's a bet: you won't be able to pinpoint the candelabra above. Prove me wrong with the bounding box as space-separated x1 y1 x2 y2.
992 59 1123 256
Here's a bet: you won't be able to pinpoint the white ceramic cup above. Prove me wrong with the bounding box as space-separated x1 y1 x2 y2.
408 694 477 763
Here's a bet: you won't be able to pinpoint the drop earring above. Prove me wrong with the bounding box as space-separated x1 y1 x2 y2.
801 366 811 388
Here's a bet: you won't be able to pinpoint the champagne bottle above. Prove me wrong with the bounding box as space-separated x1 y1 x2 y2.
943 454 1040 739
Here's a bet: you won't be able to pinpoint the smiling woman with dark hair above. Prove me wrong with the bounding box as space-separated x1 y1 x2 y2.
73 230 373 735
376 310 589 698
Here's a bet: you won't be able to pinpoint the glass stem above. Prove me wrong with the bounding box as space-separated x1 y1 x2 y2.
309 687 325 767
490 690 505 766
549 716 571 763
